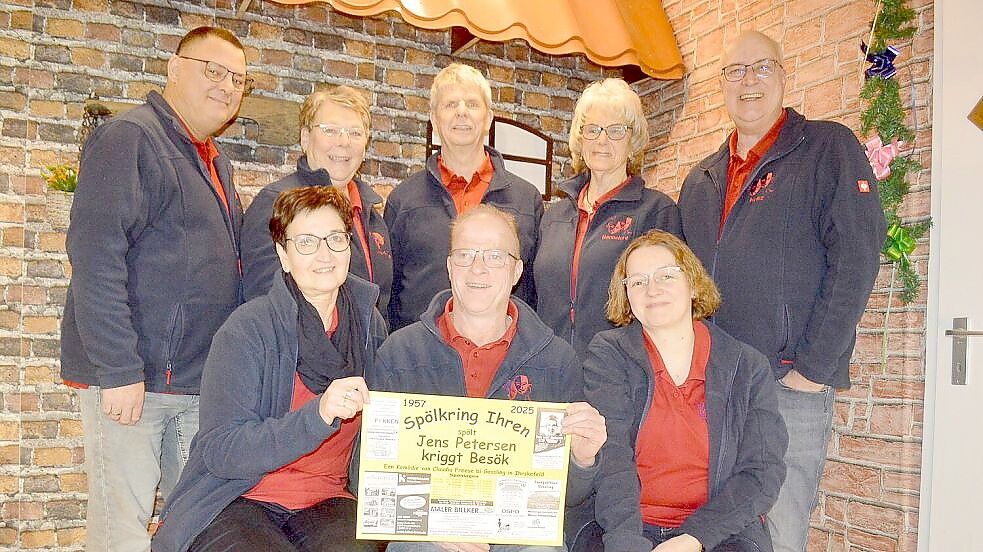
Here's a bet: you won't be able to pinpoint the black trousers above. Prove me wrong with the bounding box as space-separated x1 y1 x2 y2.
191 496 384 552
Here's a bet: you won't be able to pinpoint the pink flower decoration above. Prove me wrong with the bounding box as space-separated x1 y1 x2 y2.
865 136 903 180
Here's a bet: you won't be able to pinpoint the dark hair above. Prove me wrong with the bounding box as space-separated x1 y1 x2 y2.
269 186 353 246
176 26 245 55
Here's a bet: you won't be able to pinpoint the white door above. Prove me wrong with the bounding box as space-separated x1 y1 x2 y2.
919 0 983 549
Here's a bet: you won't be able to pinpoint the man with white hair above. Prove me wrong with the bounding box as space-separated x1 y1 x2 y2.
678 30 886 551
385 63 542 330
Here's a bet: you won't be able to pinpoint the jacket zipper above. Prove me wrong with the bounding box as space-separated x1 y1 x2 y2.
709 348 742 500
163 306 182 388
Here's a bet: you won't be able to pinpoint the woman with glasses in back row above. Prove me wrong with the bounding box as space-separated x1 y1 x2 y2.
153 186 387 552
533 78 682 360
241 85 393 319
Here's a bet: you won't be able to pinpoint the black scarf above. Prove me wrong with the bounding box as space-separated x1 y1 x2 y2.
284 272 366 394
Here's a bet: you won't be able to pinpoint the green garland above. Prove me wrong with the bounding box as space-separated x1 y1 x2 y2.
861 0 929 303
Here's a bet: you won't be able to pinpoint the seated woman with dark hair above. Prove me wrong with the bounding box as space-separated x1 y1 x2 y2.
579 230 787 552
152 186 387 552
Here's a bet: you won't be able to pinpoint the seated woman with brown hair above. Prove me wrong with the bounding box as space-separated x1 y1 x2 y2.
152 186 387 552
578 230 787 552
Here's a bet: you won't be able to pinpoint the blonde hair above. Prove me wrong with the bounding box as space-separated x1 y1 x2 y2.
430 63 493 112
606 230 721 326
298 85 371 136
569 78 649 174
449 205 520 256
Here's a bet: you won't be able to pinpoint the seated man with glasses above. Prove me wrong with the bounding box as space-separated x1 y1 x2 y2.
678 30 886 552
376 205 607 552
60 25 251 552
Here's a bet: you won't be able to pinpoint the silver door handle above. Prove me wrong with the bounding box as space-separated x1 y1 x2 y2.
949 318 975 385
946 329 983 336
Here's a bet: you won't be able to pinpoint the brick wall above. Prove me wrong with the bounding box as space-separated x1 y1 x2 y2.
637 0 933 550
1 0 932 549
1 0 612 548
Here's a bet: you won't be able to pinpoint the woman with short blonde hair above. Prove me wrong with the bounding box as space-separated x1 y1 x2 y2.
242 85 393 320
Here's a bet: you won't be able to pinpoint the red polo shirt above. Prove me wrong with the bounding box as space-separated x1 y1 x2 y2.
438 152 494 216
178 119 231 217
437 298 519 398
569 177 632 324
243 307 362 509
635 321 712 527
346 180 374 282
721 110 787 233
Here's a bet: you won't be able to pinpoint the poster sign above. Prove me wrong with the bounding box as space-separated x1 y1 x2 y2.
356 391 570 546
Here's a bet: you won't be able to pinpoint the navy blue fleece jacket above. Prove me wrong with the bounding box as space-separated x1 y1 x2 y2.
151 274 387 552
534 173 681 359
375 290 599 507
383 147 543 330
240 155 393 314
61 91 243 393
582 321 787 551
678 108 886 388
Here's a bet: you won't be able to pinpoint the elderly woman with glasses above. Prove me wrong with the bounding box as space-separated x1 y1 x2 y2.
242 85 393 317
153 186 387 552
533 78 681 359
571 230 787 552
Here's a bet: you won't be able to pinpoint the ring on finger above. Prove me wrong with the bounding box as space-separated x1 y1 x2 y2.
343 390 353 402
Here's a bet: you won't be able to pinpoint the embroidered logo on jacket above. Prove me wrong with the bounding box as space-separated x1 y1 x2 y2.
748 172 776 203
857 180 871 193
508 375 533 400
602 215 634 241
370 231 392 258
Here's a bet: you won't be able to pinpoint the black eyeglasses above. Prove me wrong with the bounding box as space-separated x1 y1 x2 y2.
448 248 519 268
580 123 632 141
177 55 254 93
721 58 783 82
285 232 352 255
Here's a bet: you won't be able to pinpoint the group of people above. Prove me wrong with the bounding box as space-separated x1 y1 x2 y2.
61 24 886 552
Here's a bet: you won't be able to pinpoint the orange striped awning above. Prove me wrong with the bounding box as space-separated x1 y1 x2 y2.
270 0 684 79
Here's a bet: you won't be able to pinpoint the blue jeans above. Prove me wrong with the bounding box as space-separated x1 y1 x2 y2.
766 384 835 552
78 387 199 552
386 542 564 552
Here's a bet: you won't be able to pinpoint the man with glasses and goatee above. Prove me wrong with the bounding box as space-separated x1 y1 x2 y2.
60 26 251 551
678 31 886 552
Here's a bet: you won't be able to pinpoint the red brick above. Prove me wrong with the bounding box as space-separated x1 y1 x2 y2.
848 501 905 532
840 436 922 469
870 404 913 437
821 460 881 496
844 527 898 551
